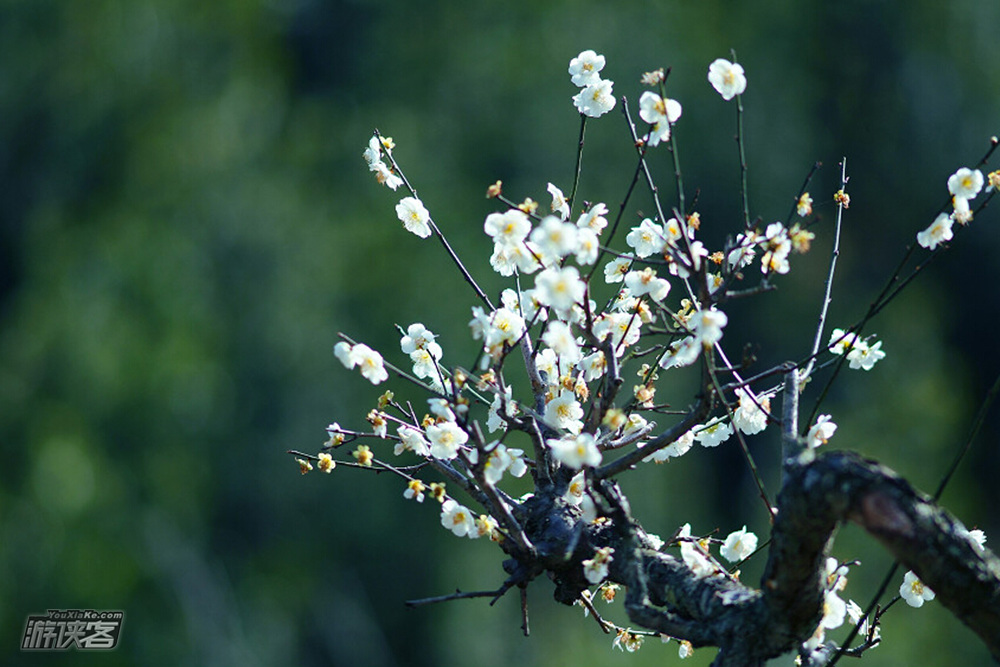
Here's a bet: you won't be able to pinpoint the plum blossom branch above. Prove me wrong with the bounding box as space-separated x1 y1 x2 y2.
316 49 1000 664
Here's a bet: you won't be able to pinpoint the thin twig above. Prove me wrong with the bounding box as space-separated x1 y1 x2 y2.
405 586 512 608
733 51 751 231
707 357 775 518
375 131 494 311
568 114 588 217
579 592 614 633
586 96 646 281
784 161 822 225
801 158 847 382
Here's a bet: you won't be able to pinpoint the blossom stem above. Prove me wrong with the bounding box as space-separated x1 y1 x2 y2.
621 98 670 238
568 114 588 217
594 392 711 479
405 585 514 607
707 358 775 519
802 158 847 382
735 92 751 230
662 92 686 217
586 97 646 282
785 161 822 224
375 131 494 311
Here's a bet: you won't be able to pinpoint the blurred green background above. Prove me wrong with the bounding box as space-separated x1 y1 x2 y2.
1 0 998 665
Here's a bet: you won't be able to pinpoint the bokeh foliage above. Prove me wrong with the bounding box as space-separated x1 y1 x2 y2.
1 0 998 665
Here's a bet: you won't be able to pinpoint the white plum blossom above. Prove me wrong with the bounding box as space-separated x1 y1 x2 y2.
720 526 759 562
530 215 578 259
544 390 585 434
846 600 880 643
547 182 570 219
664 429 696 458
484 208 532 245
568 49 606 87
678 524 717 579
821 588 848 630
947 167 984 200
363 135 381 166
473 514 499 540
643 429 695 463
658 336 701 369
371 160 403 190
828 328 863 356
542 321 582 363
364 136 403 190
534 347 561 382
828 329 886 371
728 231 759 269
440 499 476 537
604 257 632 283
817 558 850 630
582 546 614 584
573 78 616 118
548 432 602 468
593 311 642 352
577 202 609 234
900 570 935 608
626 218 667 257
426 420 468 460
489 240 542 276
333 341 354 368
395 425 431 457
732 388 769 435
400 323 442 358
668 240 709 280
564 470 587 505
395 196 432 239
487 385 518 433
806 414 837 449
483 442 526 485
625 267 671 302
694 419 734 448
575 227 600 265
952 195 973 224
535 266 586 312
969 528 988 552
334 342 389 385
691 307 728 346
410 348 440 384
760 222 791 274
483 307 527 349
848 339 885 370
708 58 747 100
917 213 954 250
427 397 456 421
639 91 683 146
501 287 545 323
577 350 608 382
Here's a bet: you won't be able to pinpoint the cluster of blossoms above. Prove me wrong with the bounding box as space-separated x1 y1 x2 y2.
363 134 402 190
917 166 1000 249
828 328 886 371
569 49 616 117
800 559 864 660
295 49 999 662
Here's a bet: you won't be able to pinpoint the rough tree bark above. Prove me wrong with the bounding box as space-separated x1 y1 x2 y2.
491 375 1000 666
